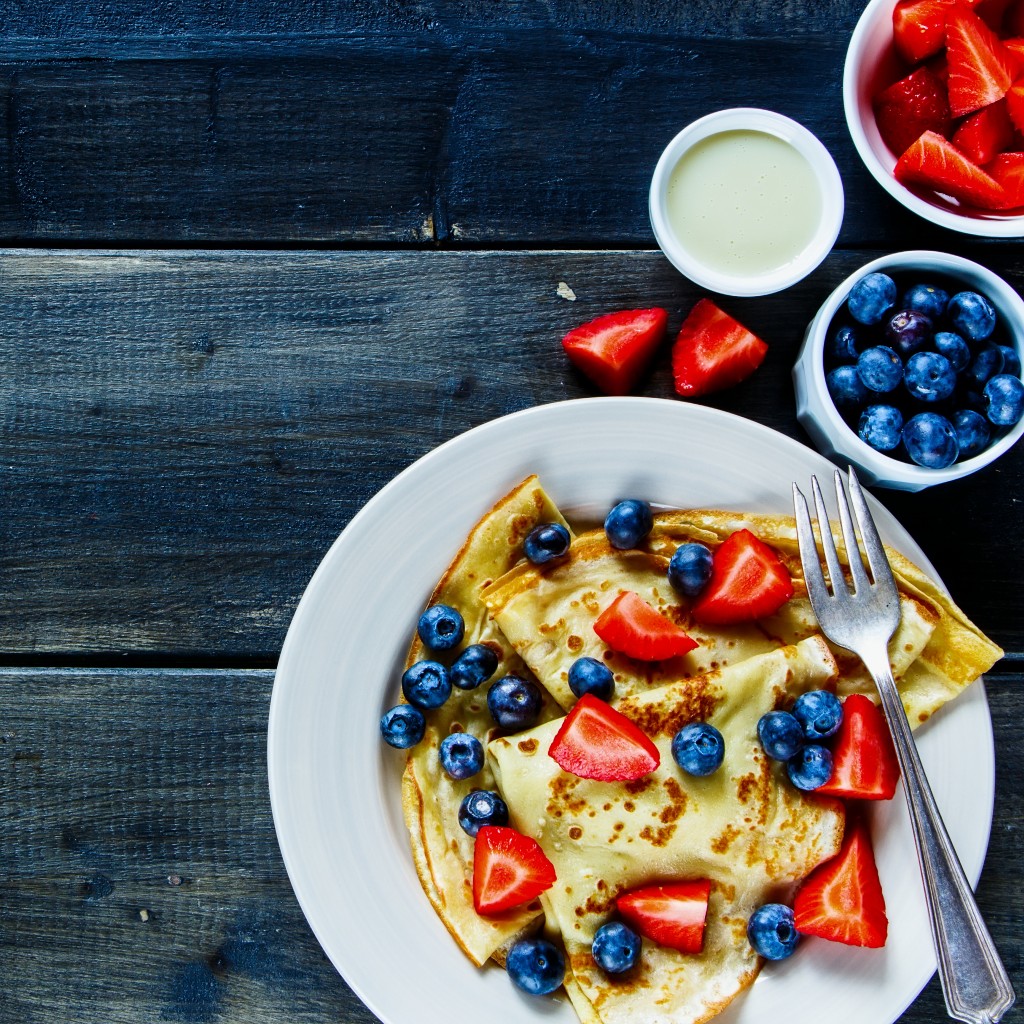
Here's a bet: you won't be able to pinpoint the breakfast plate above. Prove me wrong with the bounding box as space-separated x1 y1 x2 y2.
267 396 995 1024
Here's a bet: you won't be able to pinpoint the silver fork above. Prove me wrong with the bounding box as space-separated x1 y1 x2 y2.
793 467 1014 1024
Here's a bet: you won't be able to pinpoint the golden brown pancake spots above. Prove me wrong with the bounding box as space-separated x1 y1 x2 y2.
548 773 587 815
623 800 635 813
567 634 583 652
602 802 612 812
509 514 532 546
625 777 654 795
618 685 722 738
584 887 616 915
711 823 742 854
639 823 677 846
568 826 583 840
517 738 538 754
450 722 464 733
613 822 624 832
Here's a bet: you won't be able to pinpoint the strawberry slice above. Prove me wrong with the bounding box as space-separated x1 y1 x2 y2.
952 98 1015 160
548 692 661 781
1002 37 1024 75
671 299 768 399
874 67 953 155
976 0 1013 29
472 825 556 915
895 129 1009 206
946 9 1015 115
988 151 1024 204
1004 78 1024 131
562 308 668 396
593 590 699 661
893 0 982 64
815 694 901 800
616 880 712 954
691 529 793 626
793 818 888 947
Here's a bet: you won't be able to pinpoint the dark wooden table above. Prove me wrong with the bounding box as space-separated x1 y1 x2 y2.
0 3 1020 1022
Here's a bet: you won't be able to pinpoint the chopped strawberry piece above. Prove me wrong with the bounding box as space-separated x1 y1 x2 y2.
1002 36 1024 74
894 0 982 64
473 825 556 915
874 67 953 155
691 529 793 626
895 129 1009 206
616 880 712 954
952 98 1015 161
1008 0 1024 33
976 0 1013 30
946 9 1014 115
793 818 888 948
548 692 661 781
1004 78 1024 130
593 590 699 661
562 308 668 396
988 150 1024 204
671 299 767 400
815 694 901 800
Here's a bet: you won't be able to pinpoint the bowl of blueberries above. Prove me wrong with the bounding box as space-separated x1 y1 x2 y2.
794 250 1024 490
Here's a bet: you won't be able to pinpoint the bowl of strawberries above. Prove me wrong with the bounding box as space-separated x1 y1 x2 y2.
845 0 1024 234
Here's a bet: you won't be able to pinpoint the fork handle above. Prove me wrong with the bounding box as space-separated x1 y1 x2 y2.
863 647 1015 1024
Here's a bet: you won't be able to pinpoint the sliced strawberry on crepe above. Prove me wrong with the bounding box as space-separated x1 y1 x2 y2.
793 817 888 947
691 529 793 626
472 825 557 914
895 130 1009 207
816 694 901 800
987 150 1024 204
946 8 1015 115
952 98 1015 160
893 0 982 64
562 307 668 396
875 67 953 155
548 692 661 781
593 590 699 661
671 298 768 399
616 880 712 954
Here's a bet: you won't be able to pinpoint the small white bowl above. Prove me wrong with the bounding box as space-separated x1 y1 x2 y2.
794 250 1024 491
844 0 1024 237
649 108 844 297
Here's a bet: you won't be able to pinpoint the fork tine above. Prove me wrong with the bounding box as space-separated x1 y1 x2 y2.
832 469 871 594
810 474 848 596
792 482 830 602
846 466 900 599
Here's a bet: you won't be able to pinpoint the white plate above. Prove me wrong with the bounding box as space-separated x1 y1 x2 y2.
268 397 995 1024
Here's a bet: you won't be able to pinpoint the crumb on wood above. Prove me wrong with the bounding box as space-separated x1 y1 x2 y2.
139 908 150 922
556 281 576 301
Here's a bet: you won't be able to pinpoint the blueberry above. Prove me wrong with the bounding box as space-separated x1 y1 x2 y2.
401 660 452 710
858 404 903 452
984 373 1024 427
568 656 614 701
487 674 543 730
524 522 571 565
933 331 971 373
458 789 508 836
903 411 960 469
506 938 565 996
951 408 992 458
786 744 834 791
672 722 725 777
451 643 500 690
604 499 654 550
904 351 956 403
885 309 932 358
792 690 843 740
591 921 642 975
997 345 1022 377
847 272 897 325
948 290 996 342
417 604 465 651
963 344 1005 390
901 283 949 319
828 324 860 363
668 542 714 597
826 365 870 411
857 346 903 393
747 903 800 961
757 711 805 761
438 732 485 780
379 704 426 749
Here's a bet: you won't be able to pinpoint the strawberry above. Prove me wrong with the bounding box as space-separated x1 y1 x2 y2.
562 308 668 396
1005 78 1024 130
691 529 793 626
472 825 556 915
976 0 1014 29
946 9 1014 115
793 818 888 948
988 150 1024 204
1008 0 1024 33
1002 36 1024 74
671 298 768 399
616 880 712 954
548 692 661 781
952 97 1015 160
815 694 901 800
874 67 953 155
593 590 699 661
894 129 1009 206
893 0 982 64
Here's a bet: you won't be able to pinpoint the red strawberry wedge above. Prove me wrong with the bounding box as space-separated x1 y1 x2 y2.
548 693 661 781
946 9 1015 116
952 98 1015 161
895 130 1009 207
815 694 901 800
793 818 888 947
988 151 1024 205
616 880 712 954
1004 78 1024 131
472 826 556 915
593 590 699 661
893 0 983 64
671 299 768 399
562 308 668 396
875 67 952 155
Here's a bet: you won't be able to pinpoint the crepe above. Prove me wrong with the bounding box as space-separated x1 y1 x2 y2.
489 637 847 1024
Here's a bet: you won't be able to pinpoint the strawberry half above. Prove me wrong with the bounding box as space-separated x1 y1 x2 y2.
671 299 768 399
691 529 793 626
1005 78 1024 131
548 692 660 781
593 590 699 661
562 308 668 396
875 67 953 155
946 9 1015 115
616 880 712 954
472 825 556 915
793 818 888 948
895 129 1009 206
952 98 1015 161
893 0 982 64
988 150 1024 204
815 694 901 800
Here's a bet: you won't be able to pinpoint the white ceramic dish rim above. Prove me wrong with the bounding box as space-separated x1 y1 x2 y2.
648 107 845 296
